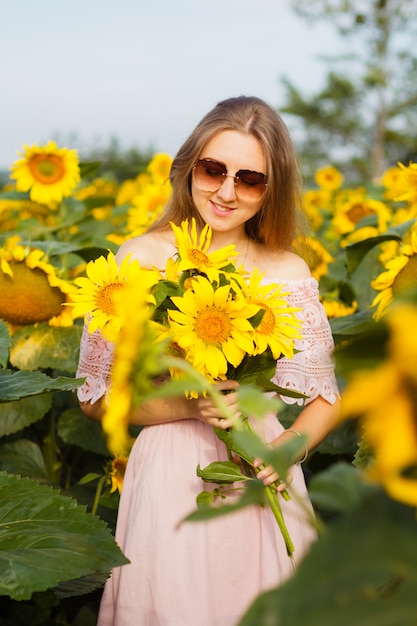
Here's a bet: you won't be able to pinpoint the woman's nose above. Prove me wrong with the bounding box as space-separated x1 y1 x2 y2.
217 175 237 201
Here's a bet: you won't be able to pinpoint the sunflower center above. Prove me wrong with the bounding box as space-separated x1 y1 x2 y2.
189 248 209 266
0 262 65 324
259 306 275 335
346 203 374 224
28 154 66 185
95 282 126 315
392 256 417 294
112 457 127 478
194 307 232 344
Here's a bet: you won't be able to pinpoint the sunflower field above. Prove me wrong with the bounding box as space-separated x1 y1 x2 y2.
0 142 417 625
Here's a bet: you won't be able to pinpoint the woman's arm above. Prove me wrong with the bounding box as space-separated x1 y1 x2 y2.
255 395 340 487
79 380 242 429
274 395 341 454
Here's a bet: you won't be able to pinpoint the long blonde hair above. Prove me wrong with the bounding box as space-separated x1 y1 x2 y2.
149 95 303 250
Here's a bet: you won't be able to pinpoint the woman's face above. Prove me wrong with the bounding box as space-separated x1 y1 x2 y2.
191 130 267 239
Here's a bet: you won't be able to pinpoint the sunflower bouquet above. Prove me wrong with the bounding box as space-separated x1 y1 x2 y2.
71 217 305 556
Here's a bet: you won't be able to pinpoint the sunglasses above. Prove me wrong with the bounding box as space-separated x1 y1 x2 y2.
192 158 268 202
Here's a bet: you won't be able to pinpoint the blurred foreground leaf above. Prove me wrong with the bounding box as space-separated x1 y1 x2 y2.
239 483 417 626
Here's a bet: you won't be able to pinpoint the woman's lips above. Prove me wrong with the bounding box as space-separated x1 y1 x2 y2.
210 201 237 216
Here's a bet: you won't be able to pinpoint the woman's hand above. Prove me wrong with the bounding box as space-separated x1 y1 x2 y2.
195 380 241 429
253 455 293 492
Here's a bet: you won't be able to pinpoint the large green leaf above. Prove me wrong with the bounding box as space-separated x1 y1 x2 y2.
0 471 128 600
239 488 417 626
0 394 52 437
0 321 11 368
0 370 83 402
58 408 109 456
10 324 83 373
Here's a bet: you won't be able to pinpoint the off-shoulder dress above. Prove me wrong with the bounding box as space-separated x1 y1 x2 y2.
76 277 340 626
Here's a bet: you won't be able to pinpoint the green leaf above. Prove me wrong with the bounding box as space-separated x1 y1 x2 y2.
72 246 112 263
239 490 417 626
79 161 102 178
0 393 52 437
0 471 128 600
54 571 111 599
184 480 265 522
231 429 303 479
10 324 83 373
232 352 276 385
330 308 376 344
0 370 83 402
197 461 251 484
0 190 30 200
309 462 373 514
58 408 109 456
237 385 282 418
196 490 216 507
77 473 103 485
0 321 11 368
0 440 50 482
334 320 389 375
345 218 415 275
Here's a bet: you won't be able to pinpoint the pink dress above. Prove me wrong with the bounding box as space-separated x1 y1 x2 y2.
76 277 339 626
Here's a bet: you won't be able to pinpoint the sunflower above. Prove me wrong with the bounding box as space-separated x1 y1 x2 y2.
322 299 358 319
315 165 344 191
0 237 75 326
70 251 159 341
371 230 417 320
394 162 417 204
341 301 417 507
168 274 259 380
126 183 170 236
382 165 405 201
332 191 391 237
170 219 238 282
342 362 417 507
242 269 302 359
146 152 173 183
301 189 329 230
10 141 80 206
107 455 129 494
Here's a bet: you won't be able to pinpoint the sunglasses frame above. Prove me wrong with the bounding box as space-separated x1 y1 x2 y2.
192 158 268 201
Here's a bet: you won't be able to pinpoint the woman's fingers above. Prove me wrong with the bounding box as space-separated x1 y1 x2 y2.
255 461 293 490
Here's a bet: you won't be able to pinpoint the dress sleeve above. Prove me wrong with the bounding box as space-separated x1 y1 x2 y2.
272 278 340 406
76 322 114 404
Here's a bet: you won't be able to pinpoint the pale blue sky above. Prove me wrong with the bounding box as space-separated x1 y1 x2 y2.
1 0 339 169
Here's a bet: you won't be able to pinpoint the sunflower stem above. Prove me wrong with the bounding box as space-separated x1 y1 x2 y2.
91 475 107 516
43 409 61 485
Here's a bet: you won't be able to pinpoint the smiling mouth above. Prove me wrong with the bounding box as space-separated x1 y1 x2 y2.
211 201 237 212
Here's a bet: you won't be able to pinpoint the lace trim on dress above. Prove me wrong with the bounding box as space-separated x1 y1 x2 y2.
268 277 340 406
76 323 114 404
76 277 340 406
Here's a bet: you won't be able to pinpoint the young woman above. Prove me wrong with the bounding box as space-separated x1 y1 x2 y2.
77 96 340 626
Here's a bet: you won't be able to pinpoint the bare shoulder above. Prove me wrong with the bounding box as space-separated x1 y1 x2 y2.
115 230 176 269
263 250 312 281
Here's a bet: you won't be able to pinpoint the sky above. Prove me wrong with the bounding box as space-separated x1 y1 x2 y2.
1 0 340 170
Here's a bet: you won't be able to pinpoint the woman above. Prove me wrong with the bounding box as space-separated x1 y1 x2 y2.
77 95 340 626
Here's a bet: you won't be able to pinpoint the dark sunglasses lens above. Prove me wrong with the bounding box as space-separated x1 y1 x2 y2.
194 160 226 191
237 170 267 200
